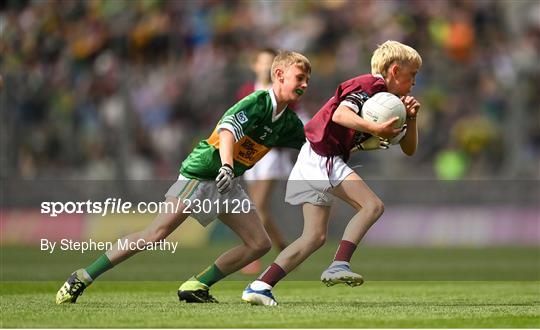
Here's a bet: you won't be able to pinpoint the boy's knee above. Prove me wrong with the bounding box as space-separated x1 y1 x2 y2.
305 233 326 250
314 234 326 249
260 237 273 254
374 199 385 217
366 198 384 219
250 237 272 256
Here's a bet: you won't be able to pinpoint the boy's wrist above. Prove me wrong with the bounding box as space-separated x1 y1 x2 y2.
406 115 416 121
366 121 380 136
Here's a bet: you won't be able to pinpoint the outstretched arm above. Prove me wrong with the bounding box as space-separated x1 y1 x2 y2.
218 129 235 166
332 105 401 140
215 129 235 193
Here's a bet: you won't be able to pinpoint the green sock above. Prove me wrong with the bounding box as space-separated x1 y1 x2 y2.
195 264 225 287
85 254 113 280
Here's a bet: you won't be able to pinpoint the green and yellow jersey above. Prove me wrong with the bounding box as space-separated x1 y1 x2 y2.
180 89 306 180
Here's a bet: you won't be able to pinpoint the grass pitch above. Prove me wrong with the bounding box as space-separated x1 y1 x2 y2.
1 245 539 328
1 281 538 328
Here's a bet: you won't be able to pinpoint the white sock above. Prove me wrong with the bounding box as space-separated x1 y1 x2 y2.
330 261 350 268
250 280 272 291
80 269 93 284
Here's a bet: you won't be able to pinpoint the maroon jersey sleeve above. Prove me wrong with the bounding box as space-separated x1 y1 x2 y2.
304 74 387 161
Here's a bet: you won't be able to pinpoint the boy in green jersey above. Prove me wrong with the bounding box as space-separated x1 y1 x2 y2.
56 51 311 304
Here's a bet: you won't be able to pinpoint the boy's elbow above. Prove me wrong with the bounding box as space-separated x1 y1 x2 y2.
400 143 416 156
403 149 415 156
331 110 342 124
332 108 350 126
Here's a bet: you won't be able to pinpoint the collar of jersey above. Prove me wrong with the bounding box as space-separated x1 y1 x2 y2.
268 88 286 123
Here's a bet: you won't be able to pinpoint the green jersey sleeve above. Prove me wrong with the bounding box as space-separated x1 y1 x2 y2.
217 91 267 142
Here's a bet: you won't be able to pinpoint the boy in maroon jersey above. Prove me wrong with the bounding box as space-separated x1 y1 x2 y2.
243 40 422 306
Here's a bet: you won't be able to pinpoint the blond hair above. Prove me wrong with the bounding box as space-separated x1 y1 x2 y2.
371 40 422 76
271 51 311 81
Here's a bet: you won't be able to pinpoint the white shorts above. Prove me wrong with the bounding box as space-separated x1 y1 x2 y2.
285 142 354 206
165 174 255 227
243 148 293 181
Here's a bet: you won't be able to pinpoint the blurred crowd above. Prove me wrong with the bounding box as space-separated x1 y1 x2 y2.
1 0 539 180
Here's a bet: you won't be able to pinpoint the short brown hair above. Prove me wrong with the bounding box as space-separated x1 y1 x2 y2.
271 51 311 81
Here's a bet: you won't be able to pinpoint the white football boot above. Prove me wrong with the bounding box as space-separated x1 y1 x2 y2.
321 263 364 287
241 281 278 306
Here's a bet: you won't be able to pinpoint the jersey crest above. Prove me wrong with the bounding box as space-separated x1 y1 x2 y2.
235 111 248 124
